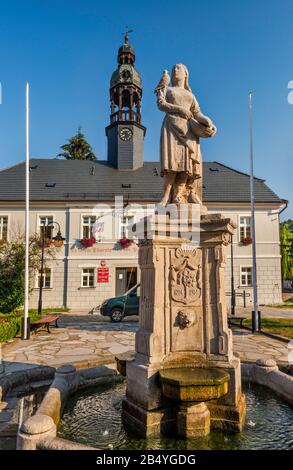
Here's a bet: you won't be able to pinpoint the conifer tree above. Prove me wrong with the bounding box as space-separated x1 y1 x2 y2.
58 127 96 161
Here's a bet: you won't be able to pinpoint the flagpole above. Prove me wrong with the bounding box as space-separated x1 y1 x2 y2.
22 82 30 340
248 91 260 333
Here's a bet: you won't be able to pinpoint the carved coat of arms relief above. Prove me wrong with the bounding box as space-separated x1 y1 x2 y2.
170 247 202 305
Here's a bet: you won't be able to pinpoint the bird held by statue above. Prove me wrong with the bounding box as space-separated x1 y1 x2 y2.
154 69 170 94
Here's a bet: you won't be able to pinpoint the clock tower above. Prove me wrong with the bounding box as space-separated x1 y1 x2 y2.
106 34 146 170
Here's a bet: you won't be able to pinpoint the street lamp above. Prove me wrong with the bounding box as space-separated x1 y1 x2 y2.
38 221 65 317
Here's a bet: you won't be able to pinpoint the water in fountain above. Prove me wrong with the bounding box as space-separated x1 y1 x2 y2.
58 381 293 450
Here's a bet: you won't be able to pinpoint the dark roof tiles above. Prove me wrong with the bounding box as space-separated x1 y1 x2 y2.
0 159 282 204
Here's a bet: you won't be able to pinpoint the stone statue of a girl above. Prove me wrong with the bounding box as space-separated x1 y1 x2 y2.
156 64 217 206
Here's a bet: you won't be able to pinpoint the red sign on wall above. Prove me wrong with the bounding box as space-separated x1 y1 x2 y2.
97 267 109 283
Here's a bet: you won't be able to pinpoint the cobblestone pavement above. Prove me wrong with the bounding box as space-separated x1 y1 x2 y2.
1 314 290 376
232 329 290 365
232 306 293 319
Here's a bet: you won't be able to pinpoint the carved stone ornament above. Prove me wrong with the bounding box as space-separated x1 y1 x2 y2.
175 310 194 329
222 232 230 246
170 248 201 304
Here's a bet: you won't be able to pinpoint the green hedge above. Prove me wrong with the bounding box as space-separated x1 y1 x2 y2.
0 311 40 343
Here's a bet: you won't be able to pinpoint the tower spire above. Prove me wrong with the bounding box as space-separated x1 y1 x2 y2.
105 36 146 170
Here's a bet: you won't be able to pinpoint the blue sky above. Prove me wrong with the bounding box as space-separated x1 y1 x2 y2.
0 0 292 218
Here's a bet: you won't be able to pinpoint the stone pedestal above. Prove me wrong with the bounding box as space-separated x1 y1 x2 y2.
123 210 246 437
177 402 210 438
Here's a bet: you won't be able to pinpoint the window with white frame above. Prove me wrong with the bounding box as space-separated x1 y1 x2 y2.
240 267 252 287
36 268 52 289
82 216 97 239
120 215 134 239
39 216 54 240
0 216 8 241
82 268 95 287
239 216 251 241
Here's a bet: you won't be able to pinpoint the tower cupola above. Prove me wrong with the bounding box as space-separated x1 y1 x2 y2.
105 34 146 170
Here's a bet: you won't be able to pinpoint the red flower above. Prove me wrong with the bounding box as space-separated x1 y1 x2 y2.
242 236 252 246
80 238 96 248
119 238 133 249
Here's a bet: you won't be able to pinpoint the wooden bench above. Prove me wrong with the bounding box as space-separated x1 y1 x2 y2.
31 315 60 334
228 316 246 328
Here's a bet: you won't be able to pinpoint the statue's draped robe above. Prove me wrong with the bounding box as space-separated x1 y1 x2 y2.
158 87 202 179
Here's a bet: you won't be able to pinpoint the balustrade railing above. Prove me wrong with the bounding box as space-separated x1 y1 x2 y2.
110 110 141 124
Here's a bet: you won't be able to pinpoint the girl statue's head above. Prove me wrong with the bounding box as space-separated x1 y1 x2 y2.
171 64 192 92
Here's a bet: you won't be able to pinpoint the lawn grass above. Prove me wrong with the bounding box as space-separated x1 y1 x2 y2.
266 296 293 309
10 307 70 315
266 303 293 309
243 317 293 339
28 307 70 314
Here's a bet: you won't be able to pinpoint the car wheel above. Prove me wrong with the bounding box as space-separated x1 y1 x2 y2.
110 308 124 322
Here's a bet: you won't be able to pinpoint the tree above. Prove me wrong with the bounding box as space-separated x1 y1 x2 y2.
0 235 55 313
57 127 96 161
280 223 293 281
284 218 293 231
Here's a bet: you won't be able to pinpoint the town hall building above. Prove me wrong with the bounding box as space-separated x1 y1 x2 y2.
0 36 287 311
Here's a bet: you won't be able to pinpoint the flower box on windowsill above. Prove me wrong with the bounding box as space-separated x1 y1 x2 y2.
118 238 133 249
80 238 96 248
241 237 252 246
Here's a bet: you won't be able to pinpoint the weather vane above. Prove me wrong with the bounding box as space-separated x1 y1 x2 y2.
122 26 134 44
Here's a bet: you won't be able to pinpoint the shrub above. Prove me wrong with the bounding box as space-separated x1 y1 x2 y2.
0 317 19 342
0 311 40 343
0 237 56 313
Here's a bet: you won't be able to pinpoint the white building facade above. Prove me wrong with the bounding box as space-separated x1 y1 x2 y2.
0 167 285 311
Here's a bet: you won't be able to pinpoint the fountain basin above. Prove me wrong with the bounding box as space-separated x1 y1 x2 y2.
58 381 293 450
159 368 230 402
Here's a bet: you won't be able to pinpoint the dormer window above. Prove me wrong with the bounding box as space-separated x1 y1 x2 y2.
121 70 131 81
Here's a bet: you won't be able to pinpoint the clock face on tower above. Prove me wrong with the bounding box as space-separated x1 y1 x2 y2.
119 127 133 141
